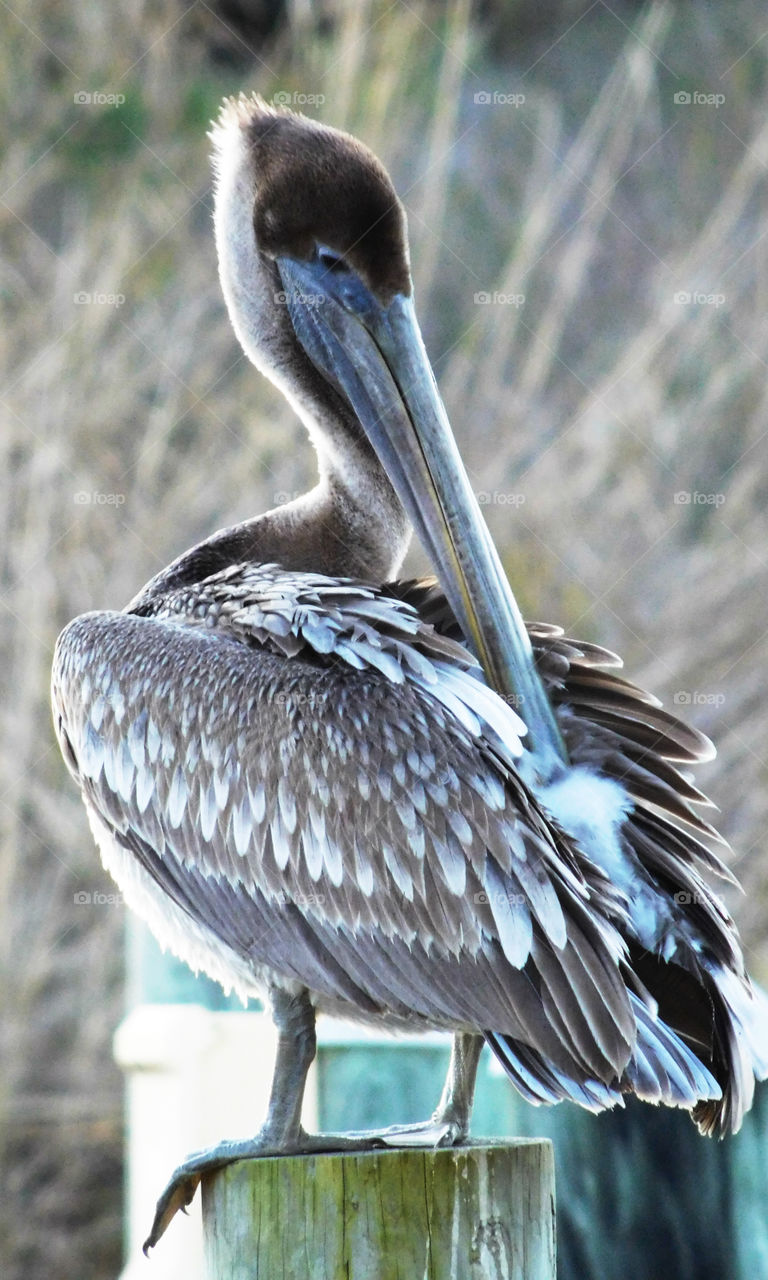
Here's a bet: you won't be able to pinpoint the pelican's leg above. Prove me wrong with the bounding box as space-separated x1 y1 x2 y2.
144 986 385 1252
261 984 319 1142
433 1030 485 1140
364 1030 485 1147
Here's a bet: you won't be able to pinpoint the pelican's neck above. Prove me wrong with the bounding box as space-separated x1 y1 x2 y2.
282 377 413 578
134 139 411 609
128 406 411 612
253 417 413 581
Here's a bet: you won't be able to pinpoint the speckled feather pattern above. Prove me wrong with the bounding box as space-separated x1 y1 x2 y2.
52 565 765 1132
54 568 637 1069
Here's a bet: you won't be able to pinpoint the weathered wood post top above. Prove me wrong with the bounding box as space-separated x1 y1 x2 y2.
203 1140 555 1280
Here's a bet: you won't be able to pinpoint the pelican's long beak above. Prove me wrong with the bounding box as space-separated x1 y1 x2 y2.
278 256 566 782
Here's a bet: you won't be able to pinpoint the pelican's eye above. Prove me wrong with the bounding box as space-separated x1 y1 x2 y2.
316 246 349 273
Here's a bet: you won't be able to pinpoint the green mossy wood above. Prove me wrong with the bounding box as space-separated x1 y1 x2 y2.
202 1141 556 1279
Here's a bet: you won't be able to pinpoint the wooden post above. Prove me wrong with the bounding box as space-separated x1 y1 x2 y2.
202 1141 555 1279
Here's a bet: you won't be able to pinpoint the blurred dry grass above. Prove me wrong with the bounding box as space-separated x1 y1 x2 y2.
2 0 768 1274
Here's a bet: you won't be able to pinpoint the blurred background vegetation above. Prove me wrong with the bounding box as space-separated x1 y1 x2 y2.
2 0 768 1276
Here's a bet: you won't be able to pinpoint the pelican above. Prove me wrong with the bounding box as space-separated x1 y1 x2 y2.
52 95 767 1251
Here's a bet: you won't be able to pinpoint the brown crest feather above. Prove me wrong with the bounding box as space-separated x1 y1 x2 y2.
216 93 410 300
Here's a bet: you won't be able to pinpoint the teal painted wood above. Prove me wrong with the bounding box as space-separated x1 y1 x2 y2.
202 1142 556 1280
316 1042 518 1136
731 1082 768 1280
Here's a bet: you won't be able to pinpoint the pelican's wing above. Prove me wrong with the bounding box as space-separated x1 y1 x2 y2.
392 576 768 1133
526 617 768 1134
53 564 646 1097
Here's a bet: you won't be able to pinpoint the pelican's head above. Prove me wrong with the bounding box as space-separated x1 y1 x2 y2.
212 95 409 296
209 93 564 775
210 95 410 404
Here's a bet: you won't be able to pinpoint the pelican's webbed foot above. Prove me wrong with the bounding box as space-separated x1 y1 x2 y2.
143 1125 395 1253
361 1114 467 1148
